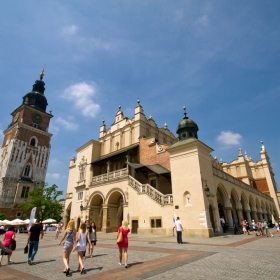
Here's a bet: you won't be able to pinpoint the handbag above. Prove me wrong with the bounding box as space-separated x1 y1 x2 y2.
9 239 16 251
76 240 80 248
116 230 123 243
24 245 28 254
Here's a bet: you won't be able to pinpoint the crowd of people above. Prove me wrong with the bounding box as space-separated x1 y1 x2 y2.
0 218 130 277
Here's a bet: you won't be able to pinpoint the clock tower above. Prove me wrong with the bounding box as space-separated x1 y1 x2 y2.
0 70 53 219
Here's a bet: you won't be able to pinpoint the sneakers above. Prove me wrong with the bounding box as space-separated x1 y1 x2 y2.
28 259 32 265
118 263 123 266
125 264 128 268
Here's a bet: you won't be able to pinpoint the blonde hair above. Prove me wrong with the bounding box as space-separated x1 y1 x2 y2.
122 220 128 230
80 222 86 233
67 219 75 231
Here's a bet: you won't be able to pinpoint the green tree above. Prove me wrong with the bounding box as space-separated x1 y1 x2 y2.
20 184 63 222
0 213 6 220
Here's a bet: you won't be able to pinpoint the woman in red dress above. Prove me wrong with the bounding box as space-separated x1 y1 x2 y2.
116 220 130 268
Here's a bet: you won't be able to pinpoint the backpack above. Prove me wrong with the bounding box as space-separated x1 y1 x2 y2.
9 239 16 251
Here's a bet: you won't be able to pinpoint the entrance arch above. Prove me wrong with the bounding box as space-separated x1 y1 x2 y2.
105 189 125 232
88 192 104 231
64 202 72 227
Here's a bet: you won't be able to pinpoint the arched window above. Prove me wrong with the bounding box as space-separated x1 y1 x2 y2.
24 165 31 177
30 138 36 146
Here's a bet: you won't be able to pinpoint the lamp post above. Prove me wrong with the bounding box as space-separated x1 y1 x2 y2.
80 202 84 212
204 180 210 197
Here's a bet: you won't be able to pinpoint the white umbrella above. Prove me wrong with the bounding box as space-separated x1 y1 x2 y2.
0 219 11 225
24 219 30 224
42 218 57 224
10 218 25 225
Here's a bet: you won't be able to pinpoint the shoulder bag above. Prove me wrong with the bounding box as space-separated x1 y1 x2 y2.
116 229 123 243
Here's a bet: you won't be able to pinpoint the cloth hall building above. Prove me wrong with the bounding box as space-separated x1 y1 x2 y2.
65 101 279 237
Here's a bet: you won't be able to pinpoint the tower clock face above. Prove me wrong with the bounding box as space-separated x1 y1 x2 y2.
32 113 42 123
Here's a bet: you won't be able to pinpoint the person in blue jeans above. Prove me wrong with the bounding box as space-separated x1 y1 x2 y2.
175 217 183 244
26 219 44 265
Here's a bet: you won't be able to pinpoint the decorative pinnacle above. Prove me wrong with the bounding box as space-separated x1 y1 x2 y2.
40 68 44 80
118 105 121 110
183 106 188 119
102 118 105 124
164 122 168 129
137 98 140 104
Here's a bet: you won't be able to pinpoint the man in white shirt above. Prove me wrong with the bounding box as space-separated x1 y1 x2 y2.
175 217 183 244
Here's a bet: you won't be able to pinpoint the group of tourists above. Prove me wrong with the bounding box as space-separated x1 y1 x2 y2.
0 218 130 276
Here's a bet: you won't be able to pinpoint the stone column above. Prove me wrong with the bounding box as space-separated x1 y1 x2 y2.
102 205 108 233
237 209 243 225
245 210 252 226
251 211 258 222
225 207 233 230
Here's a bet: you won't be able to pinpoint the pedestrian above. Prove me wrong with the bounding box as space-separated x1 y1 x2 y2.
116 220 130 268
58 219 76 276
246 220 251 235
82 220 90 260
74 222 92 274
27 218 44 265
257 220 262 236
0 241 12 266
0 226 15 266
55 223 61 240
276 220 280 236
220 216 226 233
175 217 183 244
252 220 258 236
88 222 97 258
264 220 273 237
242 219 247 235
233 219 239 235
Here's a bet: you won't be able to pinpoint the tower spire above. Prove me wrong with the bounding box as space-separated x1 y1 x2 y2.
40 68 44 80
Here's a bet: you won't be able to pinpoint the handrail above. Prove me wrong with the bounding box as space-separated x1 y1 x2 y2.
128 175 173 206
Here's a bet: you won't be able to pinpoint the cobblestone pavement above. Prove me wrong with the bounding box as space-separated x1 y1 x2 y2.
1 230 280 279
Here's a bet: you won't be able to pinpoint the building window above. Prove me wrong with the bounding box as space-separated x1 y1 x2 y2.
30 138 36 146
24 165 31 177
16 212 22 217
151 218 162 228
21 186 29 198
78 192 83 201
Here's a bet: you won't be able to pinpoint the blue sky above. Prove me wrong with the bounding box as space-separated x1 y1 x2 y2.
0 1 279 198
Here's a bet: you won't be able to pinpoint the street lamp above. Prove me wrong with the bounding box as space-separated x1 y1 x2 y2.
204 180 210 197
80 202 84 211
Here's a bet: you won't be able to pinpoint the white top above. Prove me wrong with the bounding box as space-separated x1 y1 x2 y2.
77 230 87 252
175 220 182 231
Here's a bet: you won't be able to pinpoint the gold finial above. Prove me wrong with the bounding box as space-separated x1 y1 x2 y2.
40 68 45 80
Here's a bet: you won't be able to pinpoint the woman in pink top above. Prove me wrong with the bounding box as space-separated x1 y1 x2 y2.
0 226 15 266
116 220 130 268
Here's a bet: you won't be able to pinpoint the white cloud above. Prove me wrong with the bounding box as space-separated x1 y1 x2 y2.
56 117 79 131
194 15 208 27
50 158 62 165
63 82 101 118
46 173 60 179
217 131 242 146
62 24 78 35
49 123 60 134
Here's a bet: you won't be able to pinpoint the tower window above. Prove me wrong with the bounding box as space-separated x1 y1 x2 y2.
30 138 36 146
21 186 30 198
24 165 31 177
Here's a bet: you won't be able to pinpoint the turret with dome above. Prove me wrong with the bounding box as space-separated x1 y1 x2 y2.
176 106 199 140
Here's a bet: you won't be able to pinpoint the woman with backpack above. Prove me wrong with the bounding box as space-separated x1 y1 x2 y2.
0 226 15 266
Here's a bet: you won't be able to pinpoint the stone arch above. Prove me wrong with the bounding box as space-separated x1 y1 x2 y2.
29 136 38 147
216 184 229 220
183 191 192 206
88 191 105 231
240 192 249 221
230 188 240 222
255 198 262 220
104 189 126 232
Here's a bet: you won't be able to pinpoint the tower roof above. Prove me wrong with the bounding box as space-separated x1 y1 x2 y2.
22 69 48 112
